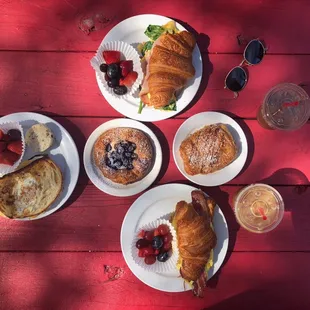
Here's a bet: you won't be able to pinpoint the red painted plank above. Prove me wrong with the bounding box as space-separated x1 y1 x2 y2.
1 52 309 119
44 117 310 185
0 185 309 252
1 0 310 54
0 252 309 310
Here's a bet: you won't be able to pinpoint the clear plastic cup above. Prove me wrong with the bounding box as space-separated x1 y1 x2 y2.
234 184 284 233
257 83 310 131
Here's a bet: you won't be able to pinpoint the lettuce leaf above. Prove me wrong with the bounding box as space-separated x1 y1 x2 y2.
141 41 153 56
161 100 177 111
144 25 165 41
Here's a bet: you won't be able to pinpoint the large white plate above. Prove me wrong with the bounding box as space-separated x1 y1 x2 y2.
173 112 248 186
96 14 203 122
83 118 162 197
121 183 229 292
0 112 80 220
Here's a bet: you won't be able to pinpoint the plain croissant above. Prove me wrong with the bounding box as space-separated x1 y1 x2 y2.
140 31 196 108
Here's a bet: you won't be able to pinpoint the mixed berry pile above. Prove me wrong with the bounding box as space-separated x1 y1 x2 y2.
136 224 173 265
100 50 138 96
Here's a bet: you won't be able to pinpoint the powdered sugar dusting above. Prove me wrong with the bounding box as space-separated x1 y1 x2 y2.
180 124 237 175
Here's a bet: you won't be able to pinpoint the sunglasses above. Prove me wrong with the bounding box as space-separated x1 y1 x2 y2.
224 39 266 97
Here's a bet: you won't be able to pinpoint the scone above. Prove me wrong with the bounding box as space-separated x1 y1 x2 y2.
25 123 54 152
179 124 238 175
93 127 154 185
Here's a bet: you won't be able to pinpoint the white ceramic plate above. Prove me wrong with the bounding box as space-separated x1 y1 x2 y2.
121 183 229 292
96 14 203 122
0 112 80 220
173 112 248 186
83 118 162 197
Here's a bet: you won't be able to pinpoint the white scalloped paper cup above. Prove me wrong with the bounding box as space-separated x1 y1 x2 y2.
0 122 25 177
131 218 179 273
90 41 143 99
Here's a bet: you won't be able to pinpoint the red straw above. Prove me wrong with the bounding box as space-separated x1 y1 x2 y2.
282 101 299 108
258 207 267 220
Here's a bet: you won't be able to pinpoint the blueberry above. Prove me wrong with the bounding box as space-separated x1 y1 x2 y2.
131 153 138 159
122 158 129 167
128 145 134 152
125 152 132 158
100 63 108 73
120 141 128 149
131 143 136 150
107 78 119 88
117 146 124 154
128 164 134 170
157 252 169 262
104 74 110 82
113 86 127 96
152 236 163 249
107 63 120 79
110 151 118 161
115 161 122 169
105 157 111 167
105 143 112 152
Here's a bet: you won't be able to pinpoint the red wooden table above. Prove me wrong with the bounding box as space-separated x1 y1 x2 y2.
1 1 310 309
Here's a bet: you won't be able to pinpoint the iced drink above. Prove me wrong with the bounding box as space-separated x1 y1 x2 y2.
257 83 310 131
234 184 284 233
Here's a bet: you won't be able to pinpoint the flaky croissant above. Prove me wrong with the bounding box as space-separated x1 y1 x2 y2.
173 190 217 295
140 31 196 108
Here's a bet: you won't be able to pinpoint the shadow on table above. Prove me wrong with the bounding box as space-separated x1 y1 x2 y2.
168 180 240 289
33 111 88 212
145 122 170 184
169 17 214 116
201 284 306 310
259 168 310 239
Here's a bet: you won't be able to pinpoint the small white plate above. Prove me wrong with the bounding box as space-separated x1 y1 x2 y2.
83 118 162 197
0 112 80 221
121 183 229 292
173 112 248 186
96 14 203 122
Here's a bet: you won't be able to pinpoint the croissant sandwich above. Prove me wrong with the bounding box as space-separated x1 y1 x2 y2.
172 190 217 297
138 21 196 110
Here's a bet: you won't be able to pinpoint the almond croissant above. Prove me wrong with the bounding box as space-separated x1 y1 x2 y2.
140 31 196 108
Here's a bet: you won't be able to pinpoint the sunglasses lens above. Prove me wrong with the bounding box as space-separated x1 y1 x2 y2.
245 40 265 65
225 67 247 92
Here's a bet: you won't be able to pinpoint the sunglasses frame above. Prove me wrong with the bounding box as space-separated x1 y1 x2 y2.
224 39 267 98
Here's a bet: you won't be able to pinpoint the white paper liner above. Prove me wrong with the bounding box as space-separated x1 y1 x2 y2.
90 41 143 99
131 218 179 273
0 122 25 177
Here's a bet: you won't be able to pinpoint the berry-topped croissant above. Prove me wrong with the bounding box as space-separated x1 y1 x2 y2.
172 190 217 297
139 22 196 109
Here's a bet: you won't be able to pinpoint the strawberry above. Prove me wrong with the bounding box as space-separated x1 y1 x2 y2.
120 60 133 77
0 130 10 142
7 140 23 155
138 229 145 238
0 150 20 166
103 50 121 64
120 71 138 87
138 249 145 258
163 242 172 251
153 228 160 237
0 141 7 153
